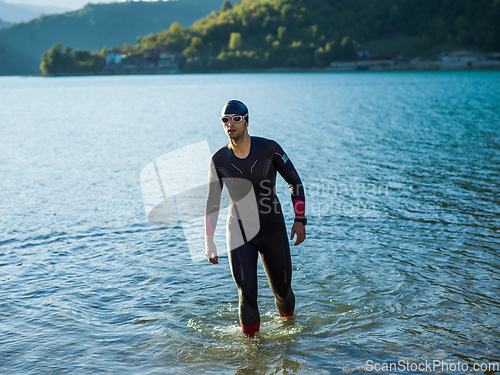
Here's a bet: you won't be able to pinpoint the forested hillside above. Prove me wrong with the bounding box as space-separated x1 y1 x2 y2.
0 0 225 75
0 19 12 28
130 0 500 71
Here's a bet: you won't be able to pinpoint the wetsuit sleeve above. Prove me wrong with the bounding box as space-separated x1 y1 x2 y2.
273 142 305 217
205 157 223 236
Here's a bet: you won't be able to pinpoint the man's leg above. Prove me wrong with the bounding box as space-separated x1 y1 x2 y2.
258 222 295 317
228 231 260 334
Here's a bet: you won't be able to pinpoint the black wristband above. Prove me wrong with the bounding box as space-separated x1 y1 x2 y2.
294 217 307 226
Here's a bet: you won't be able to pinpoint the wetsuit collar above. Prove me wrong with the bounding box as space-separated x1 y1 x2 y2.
230 135 252 160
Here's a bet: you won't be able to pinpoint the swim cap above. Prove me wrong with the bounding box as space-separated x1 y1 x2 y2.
222 100 249 123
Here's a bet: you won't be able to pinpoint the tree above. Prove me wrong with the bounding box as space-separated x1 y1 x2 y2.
221 0 232 12
40 43 65 74
40 43 100 75
432 18 449 43
340 36 357 61
278 26 286 40
122 43 134 55
183 37 203 58
229 32 242 50
170 21 183 35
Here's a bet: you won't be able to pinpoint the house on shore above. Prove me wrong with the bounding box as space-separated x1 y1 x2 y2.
105 50 124 65
102 48 181 74
439 50 500 68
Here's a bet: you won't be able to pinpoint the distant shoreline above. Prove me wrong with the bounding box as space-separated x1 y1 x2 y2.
31 62 500 77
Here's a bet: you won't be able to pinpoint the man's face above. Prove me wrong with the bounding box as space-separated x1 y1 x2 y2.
222 114 247 140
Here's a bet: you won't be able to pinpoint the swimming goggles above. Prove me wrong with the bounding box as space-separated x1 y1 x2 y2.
221 114 247 124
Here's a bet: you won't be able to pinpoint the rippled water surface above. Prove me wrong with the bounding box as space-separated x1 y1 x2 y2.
1 71 499 374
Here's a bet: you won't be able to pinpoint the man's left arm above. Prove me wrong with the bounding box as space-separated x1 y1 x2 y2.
273 142 306 246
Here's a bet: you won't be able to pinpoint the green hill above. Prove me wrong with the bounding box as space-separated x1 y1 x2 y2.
0 18 12 28
129 0 500 72
0 0 225 75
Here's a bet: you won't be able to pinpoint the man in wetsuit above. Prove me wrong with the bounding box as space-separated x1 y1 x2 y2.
205 100 307 336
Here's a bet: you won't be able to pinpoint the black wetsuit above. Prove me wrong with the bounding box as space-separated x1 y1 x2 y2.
205 136 305 327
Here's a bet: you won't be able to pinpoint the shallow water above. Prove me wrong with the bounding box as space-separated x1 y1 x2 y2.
1 71 499 374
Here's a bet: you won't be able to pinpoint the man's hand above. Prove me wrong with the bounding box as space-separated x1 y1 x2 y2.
205 236 219 264
290 222 306 246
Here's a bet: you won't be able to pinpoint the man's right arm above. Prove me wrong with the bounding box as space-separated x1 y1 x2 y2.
205 158 222 264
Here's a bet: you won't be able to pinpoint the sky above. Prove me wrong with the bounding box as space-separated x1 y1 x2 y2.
5 0 155 12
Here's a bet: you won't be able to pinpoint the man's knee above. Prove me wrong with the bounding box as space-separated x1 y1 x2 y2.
274 286 295 308
238 288 258 309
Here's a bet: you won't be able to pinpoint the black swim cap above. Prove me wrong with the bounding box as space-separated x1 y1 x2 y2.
222 100 249 123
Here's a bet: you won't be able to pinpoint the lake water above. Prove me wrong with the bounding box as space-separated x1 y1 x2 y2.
1 71 499 374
